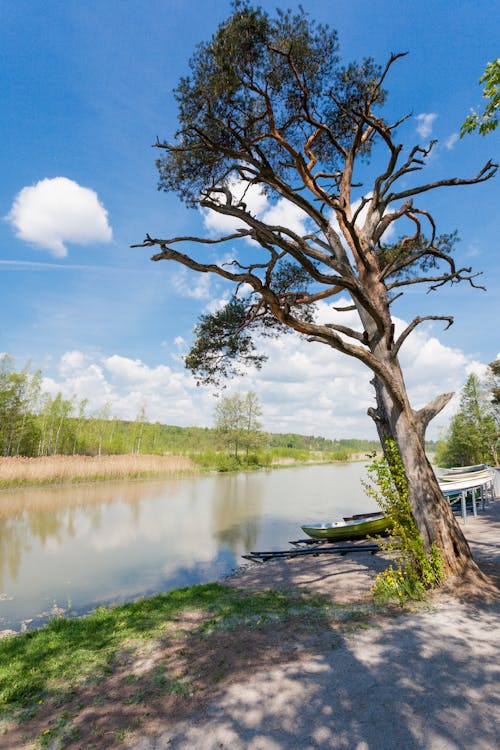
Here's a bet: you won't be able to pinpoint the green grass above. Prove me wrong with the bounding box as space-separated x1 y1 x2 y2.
189 447 355 472
189 451 261 471
0 583 328 712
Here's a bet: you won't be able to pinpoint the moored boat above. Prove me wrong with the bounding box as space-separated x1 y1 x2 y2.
438 464 486 476
437 468 494 521
301 512 390 541
438 468 492 484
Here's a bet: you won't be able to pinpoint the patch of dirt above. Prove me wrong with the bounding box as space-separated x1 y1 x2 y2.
224 542 396 604
2 609 343 750
438 564 500 603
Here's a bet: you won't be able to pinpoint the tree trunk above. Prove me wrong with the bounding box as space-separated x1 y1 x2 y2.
370 374 480 579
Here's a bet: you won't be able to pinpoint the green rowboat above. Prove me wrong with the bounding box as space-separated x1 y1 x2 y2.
301 512 389 541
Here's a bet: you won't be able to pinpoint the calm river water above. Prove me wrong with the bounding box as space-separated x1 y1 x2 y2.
0 462 375 632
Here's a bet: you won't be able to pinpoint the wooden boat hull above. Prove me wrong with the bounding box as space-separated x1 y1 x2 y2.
301 513 390 541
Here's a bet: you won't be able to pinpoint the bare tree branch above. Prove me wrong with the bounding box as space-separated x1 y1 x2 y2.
386 268 485 292
392 315 454 358
386 160 498 203
414 392 455 438
131 229 252 249
324 322 369 344
378 141 438 199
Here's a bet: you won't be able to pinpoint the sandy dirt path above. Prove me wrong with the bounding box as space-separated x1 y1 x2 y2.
123 501 500 750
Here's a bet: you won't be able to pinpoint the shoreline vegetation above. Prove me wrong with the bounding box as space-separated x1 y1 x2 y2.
0 454 195 489
0 449 376 489
0 356 383 464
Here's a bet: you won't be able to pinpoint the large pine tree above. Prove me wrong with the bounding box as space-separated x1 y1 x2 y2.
135 3 497 580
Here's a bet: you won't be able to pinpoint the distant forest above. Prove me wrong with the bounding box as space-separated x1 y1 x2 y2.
1 355 437 459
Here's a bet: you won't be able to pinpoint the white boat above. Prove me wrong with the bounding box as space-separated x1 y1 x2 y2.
438 467 494 521
438 468 492 484
438 464 486 476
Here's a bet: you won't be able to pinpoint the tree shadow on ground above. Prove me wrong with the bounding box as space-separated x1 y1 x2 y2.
136 597 499 750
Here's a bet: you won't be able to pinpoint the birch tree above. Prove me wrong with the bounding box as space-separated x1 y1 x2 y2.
214 391 262 461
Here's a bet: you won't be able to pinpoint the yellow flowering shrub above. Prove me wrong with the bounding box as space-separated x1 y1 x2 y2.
365 439 444 604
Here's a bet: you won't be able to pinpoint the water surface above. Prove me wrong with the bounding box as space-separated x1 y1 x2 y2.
0 462 374 631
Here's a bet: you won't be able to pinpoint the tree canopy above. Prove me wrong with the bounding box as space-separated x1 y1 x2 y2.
488 358 500 407
461 58 500 137
437 373 499 467
138 3 495 393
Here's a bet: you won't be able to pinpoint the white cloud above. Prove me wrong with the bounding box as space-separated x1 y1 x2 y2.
40 307 485 440
202 180 268 237
171 267 213 299
43 352 198 422
444 132 459 150
43 362 112 408
261 197 309 238
5 177 112 257
202 179 309 242
104 354 155 383
203 294 231 315
58 350 89 377
415 113 438 138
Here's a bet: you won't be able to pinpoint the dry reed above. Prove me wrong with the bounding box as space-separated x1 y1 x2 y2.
0 454 195 486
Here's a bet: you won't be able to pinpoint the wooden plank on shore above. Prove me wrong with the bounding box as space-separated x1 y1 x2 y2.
242 543 380 563
290 531 389 546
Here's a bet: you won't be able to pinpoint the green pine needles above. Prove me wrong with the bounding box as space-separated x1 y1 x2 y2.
364 439 444 604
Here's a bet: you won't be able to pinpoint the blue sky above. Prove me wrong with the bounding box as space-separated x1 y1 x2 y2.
0 0 498 438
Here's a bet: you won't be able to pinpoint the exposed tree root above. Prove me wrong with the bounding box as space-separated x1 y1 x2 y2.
440 560 500 603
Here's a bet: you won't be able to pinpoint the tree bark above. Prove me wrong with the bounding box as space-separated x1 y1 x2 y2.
370 373 479 578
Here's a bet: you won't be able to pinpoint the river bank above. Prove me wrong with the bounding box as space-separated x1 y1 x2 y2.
0 451 375 490
0 454 196 489
0 462 377 633
1 500 498 749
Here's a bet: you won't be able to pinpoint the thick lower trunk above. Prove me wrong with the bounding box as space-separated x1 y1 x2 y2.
370 375 478 579
349 270 484 583
393 411 475 577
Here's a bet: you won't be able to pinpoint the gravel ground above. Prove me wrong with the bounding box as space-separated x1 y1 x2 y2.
124 500 500 750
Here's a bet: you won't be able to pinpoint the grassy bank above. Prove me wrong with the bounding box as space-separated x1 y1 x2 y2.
189 446 355 472
0 454 196 489
0 583 339 746
0 449 363 489
0 584 329 709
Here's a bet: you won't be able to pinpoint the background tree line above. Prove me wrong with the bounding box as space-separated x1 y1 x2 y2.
436 360 500 467
0 356 155 457
0 356 382 460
